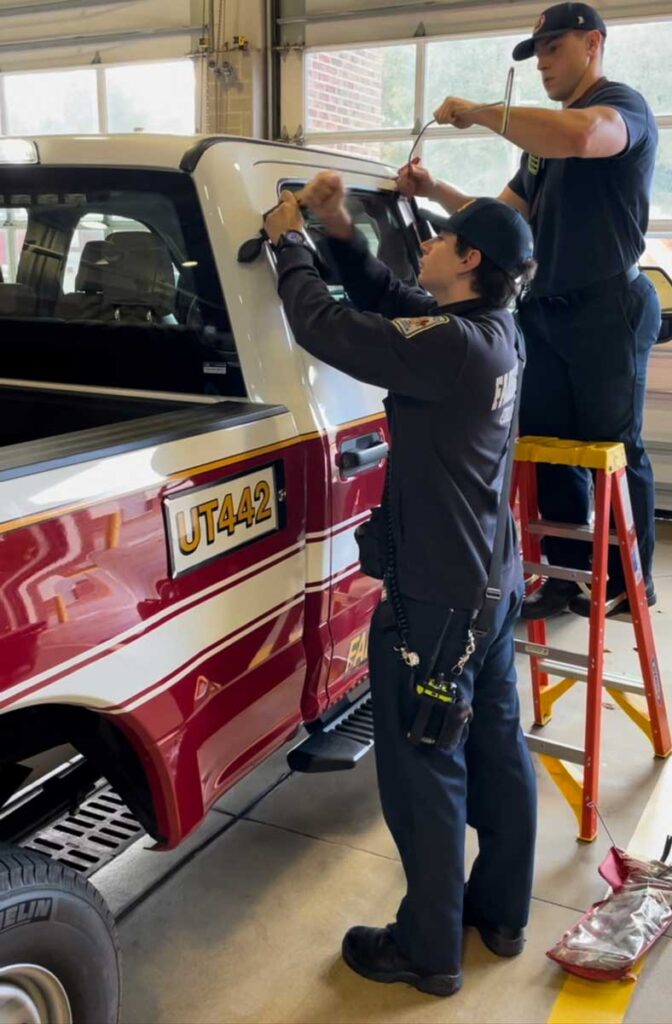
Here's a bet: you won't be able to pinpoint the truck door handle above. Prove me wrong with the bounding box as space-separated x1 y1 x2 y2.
339 433 389 476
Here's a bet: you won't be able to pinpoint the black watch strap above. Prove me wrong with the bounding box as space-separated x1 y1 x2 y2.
273 231 308 253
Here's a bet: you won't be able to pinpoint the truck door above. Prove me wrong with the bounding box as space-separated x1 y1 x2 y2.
204 148 422 720
283 181 422 707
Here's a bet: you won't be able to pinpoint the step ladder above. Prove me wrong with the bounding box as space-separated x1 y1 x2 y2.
514 436 671 842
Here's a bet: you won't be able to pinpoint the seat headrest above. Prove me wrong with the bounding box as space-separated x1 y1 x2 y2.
75 240 119 293
105 232 176 318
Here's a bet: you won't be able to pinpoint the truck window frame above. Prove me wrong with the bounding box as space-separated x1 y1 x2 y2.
278 180 422 302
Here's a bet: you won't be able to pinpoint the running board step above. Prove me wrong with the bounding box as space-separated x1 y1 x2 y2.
288 692 374 773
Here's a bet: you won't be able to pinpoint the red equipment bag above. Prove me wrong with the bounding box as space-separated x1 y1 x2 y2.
547 837 672 981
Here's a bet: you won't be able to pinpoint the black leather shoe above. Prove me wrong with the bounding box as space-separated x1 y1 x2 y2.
342 926 463 997
463 902 526 958
569 579 657 619
521 578 580 621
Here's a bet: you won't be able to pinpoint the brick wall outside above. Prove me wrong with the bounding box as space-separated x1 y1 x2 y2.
201 43 387 140
306 49 384 133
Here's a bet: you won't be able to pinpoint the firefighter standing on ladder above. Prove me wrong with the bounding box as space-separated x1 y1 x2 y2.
399 2 661 620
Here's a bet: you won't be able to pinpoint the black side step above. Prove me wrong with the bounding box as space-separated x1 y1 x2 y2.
288 692 374 773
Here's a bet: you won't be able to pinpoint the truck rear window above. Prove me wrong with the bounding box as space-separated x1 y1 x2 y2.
0 167 242 397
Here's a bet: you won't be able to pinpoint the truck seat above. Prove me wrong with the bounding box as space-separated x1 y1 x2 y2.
58 234 176 323
105 232 176 322
58 240 117 320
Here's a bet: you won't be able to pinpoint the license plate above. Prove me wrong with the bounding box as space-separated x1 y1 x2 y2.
164 462 283 578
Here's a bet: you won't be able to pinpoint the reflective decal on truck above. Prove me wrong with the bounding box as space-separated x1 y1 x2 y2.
164 462 285 578
346 631 369 673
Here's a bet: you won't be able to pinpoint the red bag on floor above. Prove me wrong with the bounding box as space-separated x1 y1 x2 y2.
546 838 672 981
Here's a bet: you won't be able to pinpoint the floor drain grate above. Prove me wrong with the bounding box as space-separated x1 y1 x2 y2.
24 784 145 876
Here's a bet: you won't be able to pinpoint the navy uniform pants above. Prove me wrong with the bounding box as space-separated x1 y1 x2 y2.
518 273 661 582
368 584 537 975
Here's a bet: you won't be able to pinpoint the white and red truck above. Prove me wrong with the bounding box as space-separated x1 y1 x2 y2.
0 132 429 1023
0 133 669 1024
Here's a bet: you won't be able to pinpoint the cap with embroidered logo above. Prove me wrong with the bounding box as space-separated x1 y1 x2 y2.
418 198 534 276
512 2 607 62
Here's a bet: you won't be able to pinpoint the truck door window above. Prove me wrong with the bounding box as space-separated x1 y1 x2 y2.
0 168 244 397
282 184 419 302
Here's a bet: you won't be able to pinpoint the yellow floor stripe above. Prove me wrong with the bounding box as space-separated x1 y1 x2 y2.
547 757 672 1024
547 969 642 1024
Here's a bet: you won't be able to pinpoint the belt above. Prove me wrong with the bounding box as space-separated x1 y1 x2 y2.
526 264 640 306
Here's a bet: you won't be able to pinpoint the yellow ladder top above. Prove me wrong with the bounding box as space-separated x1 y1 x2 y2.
515 436 628 474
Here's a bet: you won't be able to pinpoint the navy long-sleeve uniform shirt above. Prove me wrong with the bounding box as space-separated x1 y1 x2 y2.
276 229 523 609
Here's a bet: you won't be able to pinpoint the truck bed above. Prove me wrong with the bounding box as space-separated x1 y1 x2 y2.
0 385 287 483
0 383 188 448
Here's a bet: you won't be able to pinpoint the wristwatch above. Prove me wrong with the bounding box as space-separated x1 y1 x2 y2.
273 230 308 252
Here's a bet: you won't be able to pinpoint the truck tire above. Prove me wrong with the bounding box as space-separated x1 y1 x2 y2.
0 847 120 1024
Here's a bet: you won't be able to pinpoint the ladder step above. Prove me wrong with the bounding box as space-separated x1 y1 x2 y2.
537 659 646 696
526 519 618 545
515 640 589 669
515 642 646 694
525 733 585 765
288 692 374 773
524 561 593 584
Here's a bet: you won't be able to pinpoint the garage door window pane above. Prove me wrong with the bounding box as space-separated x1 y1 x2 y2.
4 70 98 135
316 139 412 169
425 35 551 119
423 137 520 198
605 21 672 116
306 46 416 132
644 237 672 279
652 130 672 221
0 218 27 284
106 61 196 134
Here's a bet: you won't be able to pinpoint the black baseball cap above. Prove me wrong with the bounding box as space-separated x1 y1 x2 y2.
419 198 534 275
512 2 607 62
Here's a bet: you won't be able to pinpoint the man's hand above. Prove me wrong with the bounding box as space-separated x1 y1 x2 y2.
300 171 345 218
396 158 437 199
433 96 482 129
263 190 304 245
300 171 353 239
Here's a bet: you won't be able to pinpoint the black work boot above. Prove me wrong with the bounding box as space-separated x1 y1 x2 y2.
341 926 463 997
569 578 657 619
463 899 526 958
521 578 580 620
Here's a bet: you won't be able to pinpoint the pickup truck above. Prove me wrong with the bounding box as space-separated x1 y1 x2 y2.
0 133 669 1024
0 133 431 1024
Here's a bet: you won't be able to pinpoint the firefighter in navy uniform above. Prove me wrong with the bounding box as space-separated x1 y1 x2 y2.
399 2 661 621
264 174 537 997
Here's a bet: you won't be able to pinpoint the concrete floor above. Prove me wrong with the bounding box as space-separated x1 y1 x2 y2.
96 523 672 1024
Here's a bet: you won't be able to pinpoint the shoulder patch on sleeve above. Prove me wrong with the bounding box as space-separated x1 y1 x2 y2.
392 315 451 339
